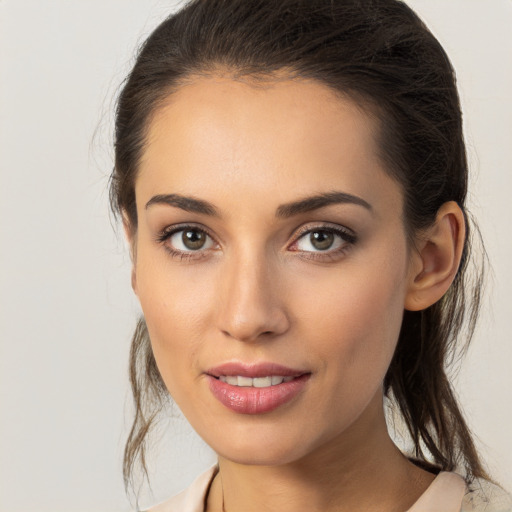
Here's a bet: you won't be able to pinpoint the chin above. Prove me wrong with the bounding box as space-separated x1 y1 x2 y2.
217 443 307 467
202 420 328 467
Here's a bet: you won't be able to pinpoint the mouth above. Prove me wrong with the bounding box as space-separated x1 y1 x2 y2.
217 375 296 387
205 362 311 414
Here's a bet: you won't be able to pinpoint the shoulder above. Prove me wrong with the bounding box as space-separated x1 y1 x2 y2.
407 472 511 512
461 478 512 512
408 471 466 511
148 465 218 512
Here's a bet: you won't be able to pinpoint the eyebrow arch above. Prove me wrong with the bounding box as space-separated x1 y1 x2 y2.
276 191 372 218
145 194 219 216
145 191 371 218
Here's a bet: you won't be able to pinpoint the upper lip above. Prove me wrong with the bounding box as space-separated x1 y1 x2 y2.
206 362 309 378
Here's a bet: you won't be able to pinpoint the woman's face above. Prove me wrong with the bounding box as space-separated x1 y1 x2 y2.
131 76 417 465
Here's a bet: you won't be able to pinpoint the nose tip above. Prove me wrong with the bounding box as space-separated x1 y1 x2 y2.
220 308 289 343
216 260 290 343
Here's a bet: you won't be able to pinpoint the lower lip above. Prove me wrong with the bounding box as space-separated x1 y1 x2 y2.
207 374 310 414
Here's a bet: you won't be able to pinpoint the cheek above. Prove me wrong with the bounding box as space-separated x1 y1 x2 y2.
284 262 407 440
293 248 408 383
299 258 405 330
134 252 214 389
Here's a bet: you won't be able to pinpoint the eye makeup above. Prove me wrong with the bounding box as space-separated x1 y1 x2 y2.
288 222 357 262
155 223 219 261
155 220 358 263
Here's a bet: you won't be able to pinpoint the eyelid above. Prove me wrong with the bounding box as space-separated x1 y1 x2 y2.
156 222 215 240
156 223 219 259
287 222 357 258
290 222 357 245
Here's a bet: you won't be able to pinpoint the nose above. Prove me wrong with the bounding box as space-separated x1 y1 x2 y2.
215 253 290 343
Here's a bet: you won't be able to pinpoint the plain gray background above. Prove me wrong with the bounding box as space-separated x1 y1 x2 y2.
0 1 511 510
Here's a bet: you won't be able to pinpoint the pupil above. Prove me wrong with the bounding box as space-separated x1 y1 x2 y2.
182 230 206 250
310 231 334 250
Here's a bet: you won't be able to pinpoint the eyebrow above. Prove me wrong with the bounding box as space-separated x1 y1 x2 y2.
145 194 219 216
145 190 372 218
276 191 372 218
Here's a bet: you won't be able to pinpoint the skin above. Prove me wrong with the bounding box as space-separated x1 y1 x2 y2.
127 75 465 512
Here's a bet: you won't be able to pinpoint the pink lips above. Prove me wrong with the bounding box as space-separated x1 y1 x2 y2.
206 362 310 415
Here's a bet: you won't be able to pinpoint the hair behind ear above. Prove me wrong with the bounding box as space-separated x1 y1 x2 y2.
384 209 488 481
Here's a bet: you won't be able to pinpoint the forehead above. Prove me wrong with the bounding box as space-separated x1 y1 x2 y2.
137 75 401 214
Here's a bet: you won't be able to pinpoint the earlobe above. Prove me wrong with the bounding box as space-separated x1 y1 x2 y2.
405 201 465 311
122 213 139 296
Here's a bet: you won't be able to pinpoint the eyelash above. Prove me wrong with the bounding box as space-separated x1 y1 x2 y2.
287 224 357 262
156 223 357 262
156 223 217 261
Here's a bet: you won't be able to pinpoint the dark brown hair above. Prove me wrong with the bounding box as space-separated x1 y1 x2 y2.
110 0 488 493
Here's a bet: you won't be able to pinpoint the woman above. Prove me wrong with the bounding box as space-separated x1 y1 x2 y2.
110 0 511 510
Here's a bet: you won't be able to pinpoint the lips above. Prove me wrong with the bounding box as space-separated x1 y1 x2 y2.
206 362 310 414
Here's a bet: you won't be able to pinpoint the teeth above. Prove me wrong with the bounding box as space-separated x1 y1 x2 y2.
218 375 296 387
237 376 253 387
253 376 272 388
271 375 283 385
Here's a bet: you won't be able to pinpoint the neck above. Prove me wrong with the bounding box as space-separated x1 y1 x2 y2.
206 392 435 512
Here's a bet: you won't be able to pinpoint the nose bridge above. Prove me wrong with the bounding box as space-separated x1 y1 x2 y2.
216 246 289 342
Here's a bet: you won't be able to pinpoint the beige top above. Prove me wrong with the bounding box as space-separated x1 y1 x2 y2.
150 465 512 512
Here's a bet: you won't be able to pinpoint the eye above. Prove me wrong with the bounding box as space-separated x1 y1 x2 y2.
170 228 214 251
157 225 217 256
298 230 338 251
290 225 357 255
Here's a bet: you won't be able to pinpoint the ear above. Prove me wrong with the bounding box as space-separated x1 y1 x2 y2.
405 201 465 311
122 213 138 296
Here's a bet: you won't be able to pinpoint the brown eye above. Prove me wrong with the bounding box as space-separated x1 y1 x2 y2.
293 226 355 254
309 231 334 250
182 229 207 250
166 228 216 252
